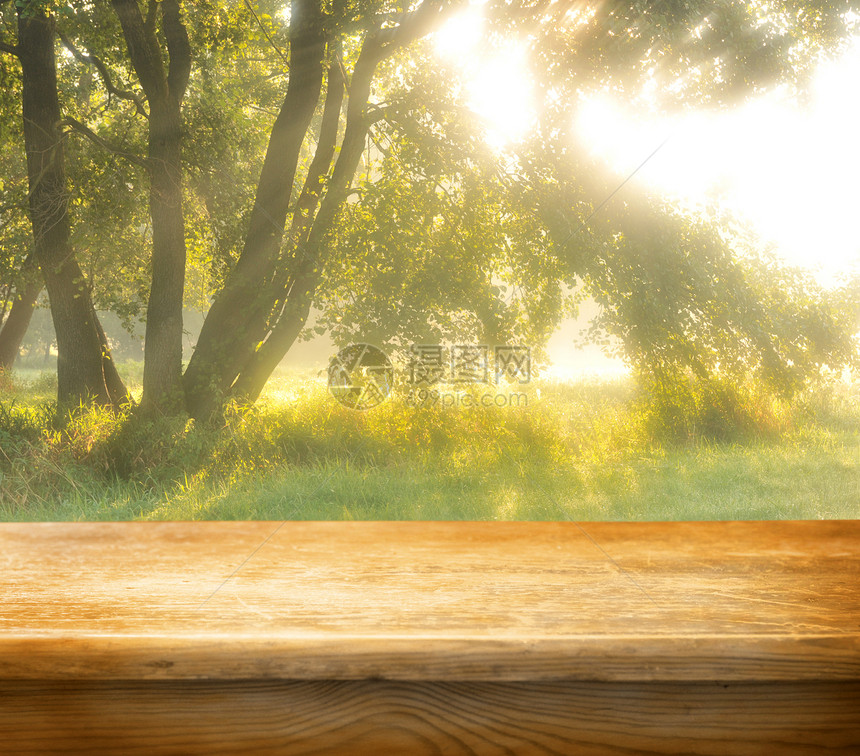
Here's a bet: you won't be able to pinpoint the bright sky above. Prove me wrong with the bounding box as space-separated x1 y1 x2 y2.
434 9 860 289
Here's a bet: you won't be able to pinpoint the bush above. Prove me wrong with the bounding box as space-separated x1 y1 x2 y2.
636 373 790 444
0 400 54 446
100 414 215 482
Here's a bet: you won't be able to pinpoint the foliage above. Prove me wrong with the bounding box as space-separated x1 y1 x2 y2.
0 369 858 521
578 199 860 397
0 44 29 316
312 44 572 359
181 0 287 298
634 371 792 444
1 0 858 414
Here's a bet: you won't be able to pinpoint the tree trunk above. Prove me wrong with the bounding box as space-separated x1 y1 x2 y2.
228 37 385 405
228 51 347 404
93 303 131 404
0 253 41 373
16 9 128 409
183 0 326 420
112 0 190 416
229 107 371 404
141 100 185 414
184 0 453 420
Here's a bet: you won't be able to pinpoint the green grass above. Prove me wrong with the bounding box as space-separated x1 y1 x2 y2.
0 366 857 522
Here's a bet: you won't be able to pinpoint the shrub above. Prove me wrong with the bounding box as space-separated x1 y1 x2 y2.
636 372 789 444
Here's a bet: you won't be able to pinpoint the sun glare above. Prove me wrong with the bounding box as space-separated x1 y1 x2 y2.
433 4 484 59
466 44 534 148
430 16 860 377
433 3 533 149
576 39 860 285
432 15 858 283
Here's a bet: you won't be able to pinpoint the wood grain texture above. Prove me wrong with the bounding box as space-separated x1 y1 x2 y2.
2 521 859 753
1 521 859 682
2 679 859 755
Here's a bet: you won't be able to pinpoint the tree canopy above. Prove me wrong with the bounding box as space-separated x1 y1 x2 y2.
0 0 857 417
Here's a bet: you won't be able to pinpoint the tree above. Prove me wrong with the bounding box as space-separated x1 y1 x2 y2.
0 254 42 373
188 0 858 420
179 0 465 419
0 0 128 407
110 0 190 414
4 0 858 418
306 0 860 394
507 0 860 392
0 34 38 375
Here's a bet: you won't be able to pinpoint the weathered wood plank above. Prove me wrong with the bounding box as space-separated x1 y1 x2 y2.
1 521 858 682
2 679 859 755
2 521 859 753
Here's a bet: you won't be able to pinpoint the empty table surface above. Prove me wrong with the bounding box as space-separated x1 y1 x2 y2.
1 520 857 682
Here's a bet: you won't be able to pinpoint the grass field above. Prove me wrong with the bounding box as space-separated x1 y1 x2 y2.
0 365 857 522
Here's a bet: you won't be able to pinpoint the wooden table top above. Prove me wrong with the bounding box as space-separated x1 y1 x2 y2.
1 520 858 682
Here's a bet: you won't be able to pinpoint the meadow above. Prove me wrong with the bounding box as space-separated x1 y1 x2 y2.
0 364 857 522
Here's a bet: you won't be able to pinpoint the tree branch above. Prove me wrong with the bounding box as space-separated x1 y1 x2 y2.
144 0 158 34
289 43 344 244
378 0 462 55
111 0 167 105
273 42 345 302
57 30 148 118
59 117 149 169
0 39 18 57
243 0 289 70
273 0 460 295
162 0 191 105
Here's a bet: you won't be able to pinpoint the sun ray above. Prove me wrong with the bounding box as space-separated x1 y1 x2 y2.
574 39 860 285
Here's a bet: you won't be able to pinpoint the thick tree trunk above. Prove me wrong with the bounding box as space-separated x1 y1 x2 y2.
183 0 326 420
112 0 190 416
185 0 453 419
16 9 127 409
227 53 347 404
141 101 185 414
230 108 371 404
0 253 41 372
228 41 383 405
